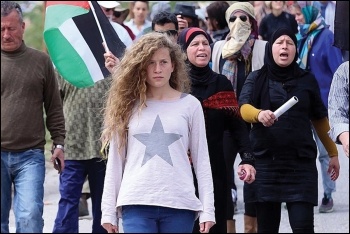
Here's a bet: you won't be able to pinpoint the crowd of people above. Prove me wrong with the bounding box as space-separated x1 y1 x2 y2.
1 1 348 233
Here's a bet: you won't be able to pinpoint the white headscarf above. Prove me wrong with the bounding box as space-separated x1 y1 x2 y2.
222 16 251 59
222 2 256 59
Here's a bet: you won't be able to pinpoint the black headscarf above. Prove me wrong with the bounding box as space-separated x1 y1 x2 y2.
253 27 305 109
178 27 215 86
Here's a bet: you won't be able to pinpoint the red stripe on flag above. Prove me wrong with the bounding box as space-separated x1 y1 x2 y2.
45 1 90 10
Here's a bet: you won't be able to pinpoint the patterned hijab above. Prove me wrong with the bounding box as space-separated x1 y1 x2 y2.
296 1 328 69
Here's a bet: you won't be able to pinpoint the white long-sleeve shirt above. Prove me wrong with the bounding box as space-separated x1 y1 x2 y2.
101 94 215 226
125 19 152 38
328 61 349 143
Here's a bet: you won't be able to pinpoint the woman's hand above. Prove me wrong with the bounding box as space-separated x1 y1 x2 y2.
237 164 256 184
199 221 215 233
102 223 118 233
258 110 276 127
104 51 119 74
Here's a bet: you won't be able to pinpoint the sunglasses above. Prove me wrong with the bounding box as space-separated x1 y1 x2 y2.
155 30 178 37
113 11 121 18
229 15 248 23
105 8 114 12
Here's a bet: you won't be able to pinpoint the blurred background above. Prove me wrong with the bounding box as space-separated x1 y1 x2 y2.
19 1 230 51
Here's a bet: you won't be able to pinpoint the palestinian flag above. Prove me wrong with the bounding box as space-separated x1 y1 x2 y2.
44 1 126 88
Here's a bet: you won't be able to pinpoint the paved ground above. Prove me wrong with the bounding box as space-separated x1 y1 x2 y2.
233 144 349 233
9 145 349 233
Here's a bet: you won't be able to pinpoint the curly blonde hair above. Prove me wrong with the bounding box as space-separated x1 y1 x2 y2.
101 32 190 150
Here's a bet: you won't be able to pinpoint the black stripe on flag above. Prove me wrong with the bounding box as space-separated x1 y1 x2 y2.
72 1 126 78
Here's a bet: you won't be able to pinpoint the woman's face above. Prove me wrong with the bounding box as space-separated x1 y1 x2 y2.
132 1 148 23
290 6 305 24
272 35 296 67
271 1 285 11
186 34 211 67
146 47 174 89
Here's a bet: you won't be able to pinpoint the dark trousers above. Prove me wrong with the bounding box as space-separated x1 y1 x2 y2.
244 202 256 217
223 130 238 219
192 169 227 233
53 158 107 233
256 201 314 233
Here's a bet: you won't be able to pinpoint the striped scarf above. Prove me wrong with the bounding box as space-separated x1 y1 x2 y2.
297 4 327 69
222 59 238 91
221 35 254 90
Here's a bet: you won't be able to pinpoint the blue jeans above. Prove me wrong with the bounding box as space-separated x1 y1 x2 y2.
1 149 45 233
311 126 336 197
122 205 196 233
52 158 106 233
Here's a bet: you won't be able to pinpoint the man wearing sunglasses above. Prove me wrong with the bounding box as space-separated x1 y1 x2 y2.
98 1 117 21
112 5 135 40
97 1 132 47
152 11 180 43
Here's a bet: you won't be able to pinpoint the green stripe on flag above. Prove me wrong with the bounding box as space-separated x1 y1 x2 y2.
59 19 104 84
44 3 107 88
44 28 94 88
44 4 88 30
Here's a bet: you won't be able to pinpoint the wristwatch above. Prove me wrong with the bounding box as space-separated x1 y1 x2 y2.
54 144 65 152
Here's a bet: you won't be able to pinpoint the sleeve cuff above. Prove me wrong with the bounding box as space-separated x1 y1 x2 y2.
198 211 216 224
101 214 118 227
329 123 349 144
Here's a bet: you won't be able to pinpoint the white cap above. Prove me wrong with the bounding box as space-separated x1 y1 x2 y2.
97 1 120 9
195 8 206 21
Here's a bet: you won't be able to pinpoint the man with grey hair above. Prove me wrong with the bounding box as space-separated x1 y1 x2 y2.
1 1 65 233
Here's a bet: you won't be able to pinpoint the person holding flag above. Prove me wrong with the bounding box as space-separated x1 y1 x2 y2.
97 1 133 46
77 0 134 218
43 1 128 88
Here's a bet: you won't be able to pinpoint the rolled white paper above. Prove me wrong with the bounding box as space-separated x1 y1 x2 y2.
273 96 299 118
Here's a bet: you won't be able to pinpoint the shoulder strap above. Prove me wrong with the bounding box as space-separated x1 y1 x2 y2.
252 39 267 71
212 40 226 73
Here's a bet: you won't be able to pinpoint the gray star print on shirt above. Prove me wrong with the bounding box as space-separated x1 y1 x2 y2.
133 115 183 166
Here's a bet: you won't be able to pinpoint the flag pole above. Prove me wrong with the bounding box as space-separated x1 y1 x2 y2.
88 1 110 52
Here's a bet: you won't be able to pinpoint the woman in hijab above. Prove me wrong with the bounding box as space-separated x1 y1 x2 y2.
178 27 256 233
291 1 343 213
210 2 261 232
239 27 340 233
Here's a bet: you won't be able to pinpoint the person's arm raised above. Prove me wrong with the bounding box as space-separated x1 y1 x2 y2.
104 51 119 74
